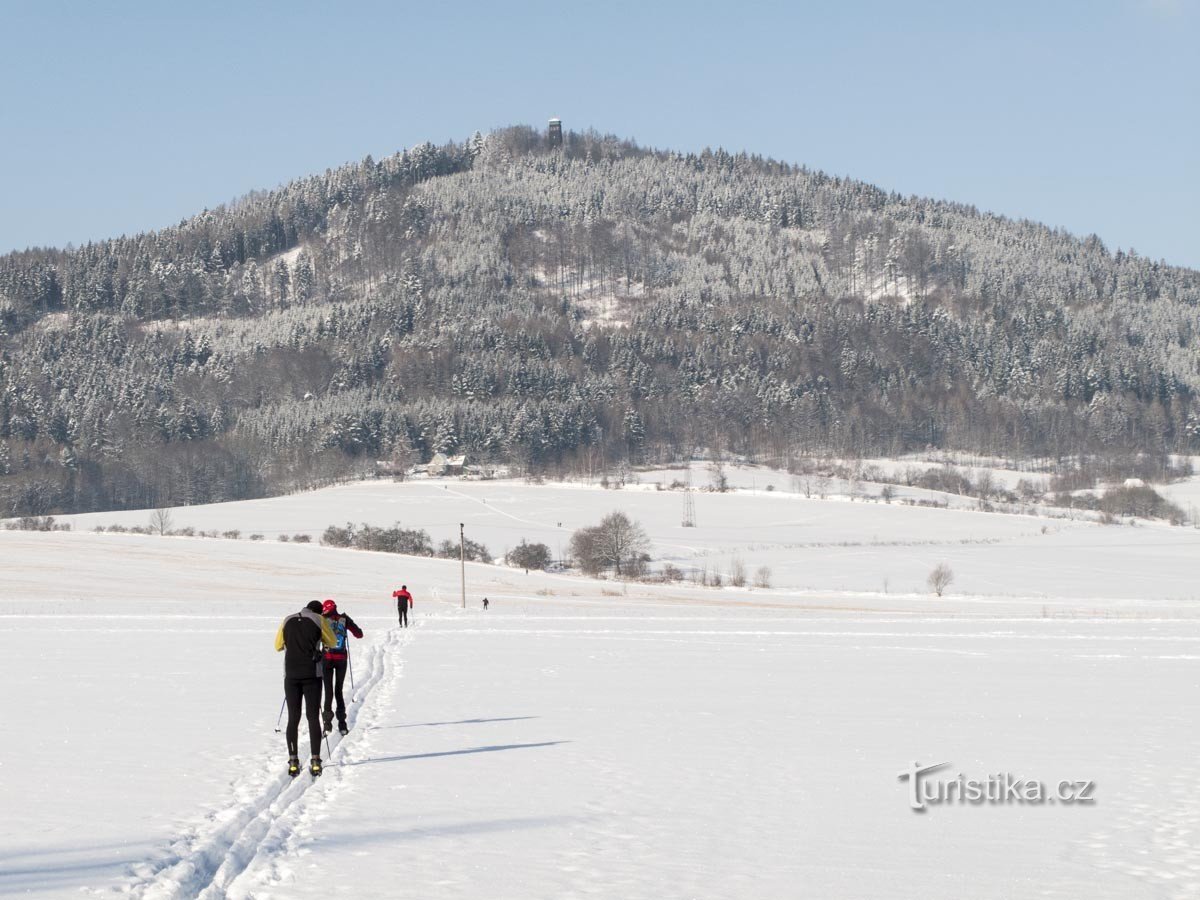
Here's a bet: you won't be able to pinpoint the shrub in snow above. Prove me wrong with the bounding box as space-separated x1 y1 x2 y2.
1099 485 1184 523
927 563 954 597
507 539 552 571
754 566 772 589
321 524 355 547
660 563 684 582
436 537 491 562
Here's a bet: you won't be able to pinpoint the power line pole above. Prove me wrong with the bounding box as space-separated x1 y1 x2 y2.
459 522 466 609
682 466 696 528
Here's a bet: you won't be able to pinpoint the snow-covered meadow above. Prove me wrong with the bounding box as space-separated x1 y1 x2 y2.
51 463 1200 605
6 467 1200 898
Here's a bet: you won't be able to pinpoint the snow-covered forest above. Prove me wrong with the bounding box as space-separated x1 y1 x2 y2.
3 125 1199 516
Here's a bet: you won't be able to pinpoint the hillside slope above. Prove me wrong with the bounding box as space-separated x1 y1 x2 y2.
3 126 1199 515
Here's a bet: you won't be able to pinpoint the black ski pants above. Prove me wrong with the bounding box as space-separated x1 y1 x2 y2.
284 676 323 758
398 605 408 627
323 659 348 727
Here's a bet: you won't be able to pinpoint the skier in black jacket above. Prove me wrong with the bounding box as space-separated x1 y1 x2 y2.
275 600 337 777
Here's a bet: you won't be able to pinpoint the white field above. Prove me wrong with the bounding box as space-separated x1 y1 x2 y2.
6 471 1200 898
55 464 1200 606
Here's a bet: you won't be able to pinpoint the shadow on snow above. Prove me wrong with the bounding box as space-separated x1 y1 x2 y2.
341 740 569 767
370 715 540 730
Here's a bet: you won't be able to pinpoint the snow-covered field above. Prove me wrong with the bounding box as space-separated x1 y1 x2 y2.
7 474 1200 898
53 466 1200 604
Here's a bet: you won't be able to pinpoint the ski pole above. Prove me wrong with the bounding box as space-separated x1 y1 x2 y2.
348 646 356 701
274 696 286 733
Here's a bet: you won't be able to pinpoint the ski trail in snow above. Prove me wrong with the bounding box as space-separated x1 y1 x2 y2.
126 626 409 900
441 484 566 533
220 617 421 898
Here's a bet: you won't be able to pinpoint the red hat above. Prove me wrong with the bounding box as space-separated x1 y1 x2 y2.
321 599 337 614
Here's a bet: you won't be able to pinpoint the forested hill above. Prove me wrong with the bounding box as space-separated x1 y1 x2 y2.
3 126 1200 516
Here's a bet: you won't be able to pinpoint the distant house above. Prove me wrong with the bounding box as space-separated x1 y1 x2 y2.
410 452 470 477
427 452 449 476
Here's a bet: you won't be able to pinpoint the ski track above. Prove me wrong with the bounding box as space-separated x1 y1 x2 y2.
123 624 411 900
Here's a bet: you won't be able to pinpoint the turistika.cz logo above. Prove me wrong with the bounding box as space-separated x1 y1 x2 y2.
897 762 1096 812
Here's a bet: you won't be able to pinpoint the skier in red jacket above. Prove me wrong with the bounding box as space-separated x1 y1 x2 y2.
393 585 413 628
320 599 363 736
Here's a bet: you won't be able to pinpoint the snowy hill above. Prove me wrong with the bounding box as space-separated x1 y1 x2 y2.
3 126 1200 518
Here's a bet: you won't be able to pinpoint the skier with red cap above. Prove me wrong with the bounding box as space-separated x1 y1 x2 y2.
319 599 363 736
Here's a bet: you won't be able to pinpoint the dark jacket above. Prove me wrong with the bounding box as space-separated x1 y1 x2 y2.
275 608 337 679
322 612 363 662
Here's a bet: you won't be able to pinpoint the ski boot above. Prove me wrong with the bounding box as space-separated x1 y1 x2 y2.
338 722 349 737
322 713 333 734
287 757 301 778
310 756 323 778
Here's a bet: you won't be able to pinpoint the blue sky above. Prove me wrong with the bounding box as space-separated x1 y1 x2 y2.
3 0 1197 268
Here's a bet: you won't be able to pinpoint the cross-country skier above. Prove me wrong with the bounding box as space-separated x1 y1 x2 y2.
393 584 413 628
482 597 489 610
320 599 363 736
275 600 337 777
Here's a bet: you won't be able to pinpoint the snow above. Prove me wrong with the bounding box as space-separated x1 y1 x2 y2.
529 243 645 329
268 245 305 269
8 476 1200 897
1157 475 1200 520
48 468 1200 603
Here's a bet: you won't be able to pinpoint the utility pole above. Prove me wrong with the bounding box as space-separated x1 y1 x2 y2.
459 522 466 609
682 466 696 528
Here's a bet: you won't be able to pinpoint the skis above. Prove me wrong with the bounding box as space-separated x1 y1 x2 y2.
286 757 324 778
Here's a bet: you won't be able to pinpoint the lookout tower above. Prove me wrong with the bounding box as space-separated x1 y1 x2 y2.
548 117 563 148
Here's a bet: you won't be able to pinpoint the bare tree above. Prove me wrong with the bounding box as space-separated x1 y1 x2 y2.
975 470 995 501
594 512 649 576
150 508 173 535
753 565 772 588
708 460 728 493
927 563 954 597
729 557 747 587
570 511 649 577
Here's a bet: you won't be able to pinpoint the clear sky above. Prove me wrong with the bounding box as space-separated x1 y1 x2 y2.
3 0 1197 268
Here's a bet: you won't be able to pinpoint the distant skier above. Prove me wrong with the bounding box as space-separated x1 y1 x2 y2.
320 599 363 736
275 600 337 778
482 597 489 610
393 584 413 628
